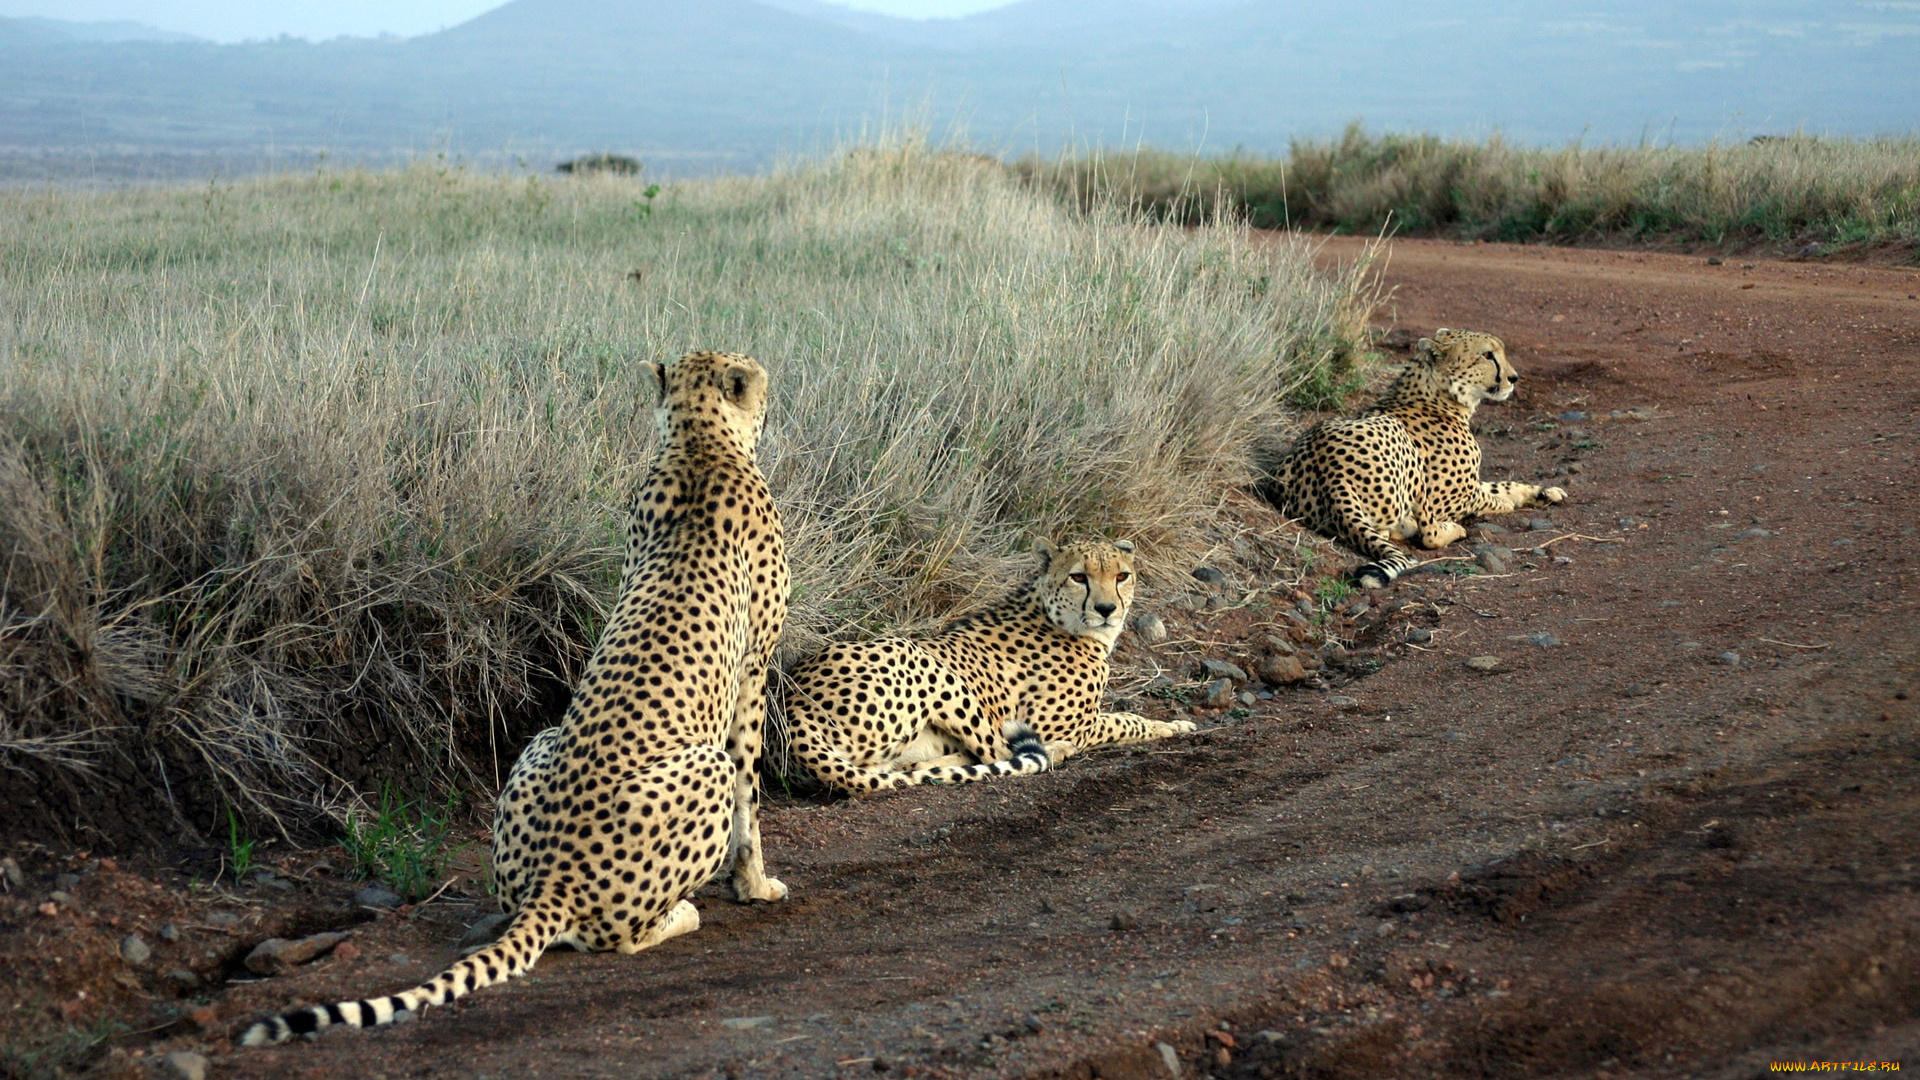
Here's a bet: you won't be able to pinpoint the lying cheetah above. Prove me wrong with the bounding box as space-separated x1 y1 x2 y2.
243 351 789 1044
783 538 1193 795
1263 328 1566 588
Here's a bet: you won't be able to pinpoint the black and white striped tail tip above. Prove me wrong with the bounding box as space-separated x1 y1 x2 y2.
1002 721 1050 769
1352 561 1406 590
240 998 413 1046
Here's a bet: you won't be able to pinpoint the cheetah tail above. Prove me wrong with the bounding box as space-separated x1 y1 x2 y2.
1351 551 1417 590
239 900 565 1046
904 719 1051 788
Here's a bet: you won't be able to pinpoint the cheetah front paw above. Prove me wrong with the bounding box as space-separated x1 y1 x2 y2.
1161 720 1198 736
733 875 789 904
1043 740 1080 763
1541 486 1567 504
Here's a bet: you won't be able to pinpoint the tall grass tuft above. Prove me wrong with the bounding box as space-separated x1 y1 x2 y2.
1022 126 1920 256
0 140 1374 845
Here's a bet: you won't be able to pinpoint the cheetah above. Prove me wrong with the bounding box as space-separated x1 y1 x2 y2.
1262 327 1566 588
242 351 790 1045
782 538 1194 795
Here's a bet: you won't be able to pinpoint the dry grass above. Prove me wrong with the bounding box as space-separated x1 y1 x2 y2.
0 140 1376 843
1021 127 1920 256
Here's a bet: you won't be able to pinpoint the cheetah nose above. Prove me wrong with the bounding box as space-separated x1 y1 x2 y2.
1093 602 1117 618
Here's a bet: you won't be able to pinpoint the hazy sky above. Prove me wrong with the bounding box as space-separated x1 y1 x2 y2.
0 0 1013 41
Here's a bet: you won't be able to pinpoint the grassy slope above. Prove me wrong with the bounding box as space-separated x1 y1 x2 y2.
1022 128 1920 258
0 143 1373 844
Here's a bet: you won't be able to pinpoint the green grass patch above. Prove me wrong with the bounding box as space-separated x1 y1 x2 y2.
1020 127 1920 258
341 786 464 902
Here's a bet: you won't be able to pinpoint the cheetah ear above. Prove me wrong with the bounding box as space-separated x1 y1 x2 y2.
648 362 668 405
721 364 754 404
1032 536 1059 565
1412 337 1438 363
1113 539 1135 554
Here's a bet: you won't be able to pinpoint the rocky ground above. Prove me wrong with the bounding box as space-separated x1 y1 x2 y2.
2 237 1916 1080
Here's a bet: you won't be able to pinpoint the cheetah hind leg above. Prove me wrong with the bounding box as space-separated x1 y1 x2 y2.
1477 480 1567 515
1068 711 1196 754
587 743 737 953
617 900 700 955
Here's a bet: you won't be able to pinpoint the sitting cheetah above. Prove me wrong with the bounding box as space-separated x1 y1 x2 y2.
243 351 790 1045
1262 327 1566 588
782 538 1194 795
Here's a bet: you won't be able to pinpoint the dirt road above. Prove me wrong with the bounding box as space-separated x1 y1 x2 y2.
19 239 1920 1079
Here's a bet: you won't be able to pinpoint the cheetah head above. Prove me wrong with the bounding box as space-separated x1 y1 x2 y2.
651 350 770 453
1417 328 1519 411
1034 537 1136 651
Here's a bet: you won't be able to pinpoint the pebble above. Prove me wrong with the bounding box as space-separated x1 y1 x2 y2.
1406 627 1432 644
1475 548 1509 574
1131 612 1169 645
1528 631 1563 647
160 1051 208 1080
354 885 405 910
1238 691 1257 707
0 857 20 891
120 934 151 966
1110 911 1140 932
1734 528 1774 541
1624 683 1651 698
1558 410 1589 421
158 924 180 942
722 1015 777 1030
244 931 350 976
1200 658 1250 684
1715 651 1742 667
48 890 72 906
1327 695 1359 708
55 873 80 889
1477 521 1509 535
1528 517 1554 532
1191 566 1227 588
1465 656 1502 672
1203 678 1237 708
204 911 240 928
1144 675 1176 693
1552 555 1573 565
1567 462 1585 474
164 968 201 993
1156 1041 1181 1078
1257 654 1310 686
458 912 512 952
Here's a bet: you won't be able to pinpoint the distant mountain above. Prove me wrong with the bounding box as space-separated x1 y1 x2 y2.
0 0 1912 179
6 16 202 43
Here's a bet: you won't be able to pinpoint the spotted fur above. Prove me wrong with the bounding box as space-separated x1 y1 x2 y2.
783 538 1194 795
242 351 790 1046
1263 328 1567 588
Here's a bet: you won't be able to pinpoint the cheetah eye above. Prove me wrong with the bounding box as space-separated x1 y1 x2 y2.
1115 572 1131 583
1483 350 1496 360
1069 573 1089 584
